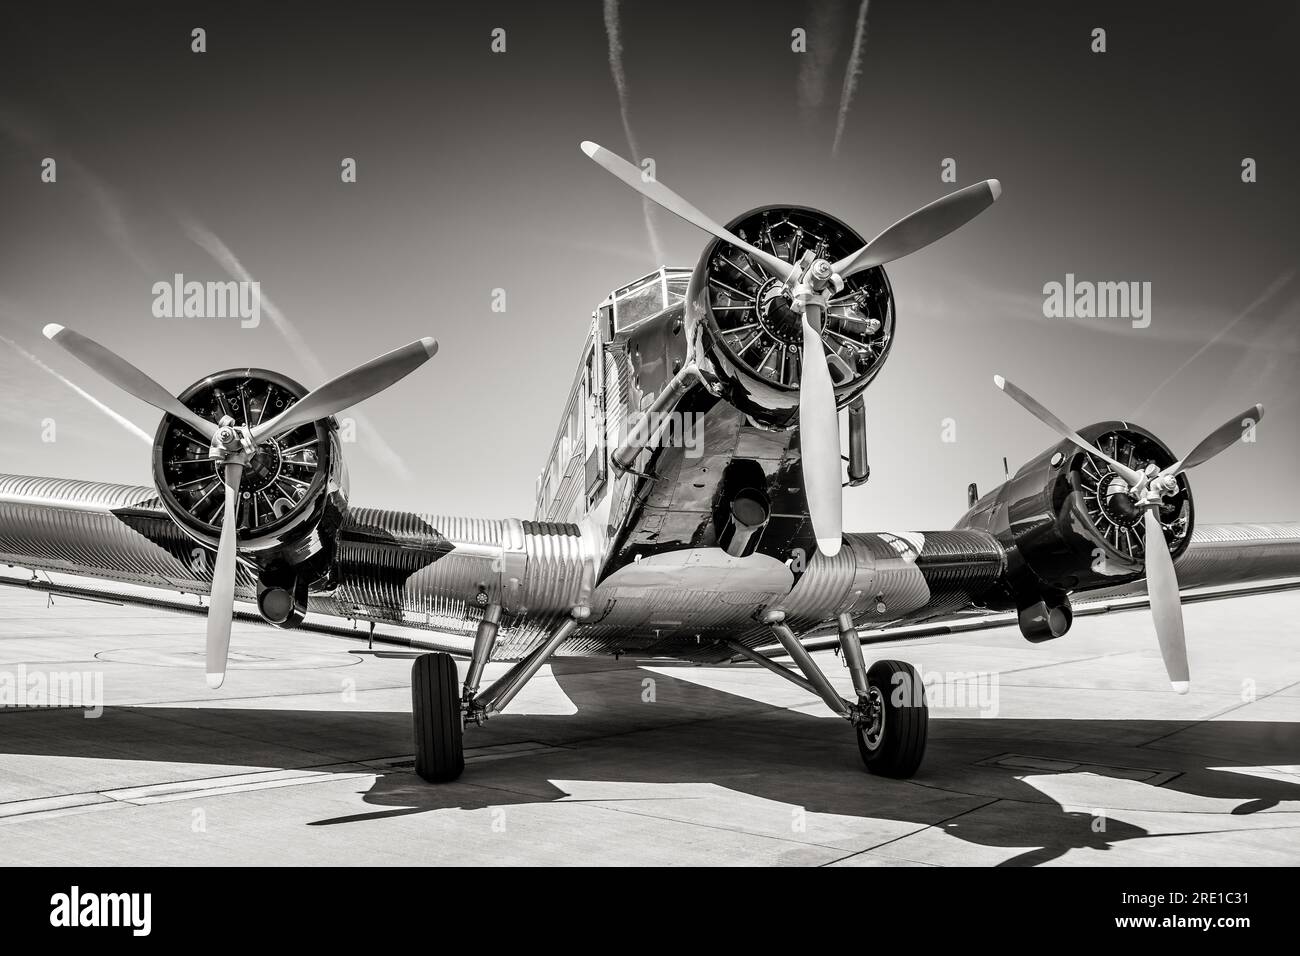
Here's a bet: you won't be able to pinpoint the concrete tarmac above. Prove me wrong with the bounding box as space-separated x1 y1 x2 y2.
1 587 1297 866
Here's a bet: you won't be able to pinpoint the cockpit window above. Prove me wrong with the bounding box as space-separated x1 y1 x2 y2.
609 268 691 334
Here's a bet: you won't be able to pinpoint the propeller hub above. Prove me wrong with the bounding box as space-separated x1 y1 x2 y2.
227 437 284 494
1150 474 1179 498
807 258 834 289
208 422 255 464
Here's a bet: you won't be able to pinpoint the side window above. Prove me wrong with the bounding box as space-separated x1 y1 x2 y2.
583 344 606 497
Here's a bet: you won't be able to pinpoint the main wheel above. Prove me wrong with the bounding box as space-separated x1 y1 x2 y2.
856 660 927 778
412 652 464 783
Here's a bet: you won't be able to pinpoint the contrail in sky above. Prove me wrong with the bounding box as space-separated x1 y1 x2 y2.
0 333 152 444
602 0 666 265
0 114 157 276
831 0 871 158
184 221 416 481
1134 269 1296 417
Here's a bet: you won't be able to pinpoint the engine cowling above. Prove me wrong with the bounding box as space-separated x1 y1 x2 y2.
957 421 1194 636
685 205 895 429
151 368 350 622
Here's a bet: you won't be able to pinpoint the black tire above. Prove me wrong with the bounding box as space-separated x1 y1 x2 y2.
857 659 928 778
412 652 464 783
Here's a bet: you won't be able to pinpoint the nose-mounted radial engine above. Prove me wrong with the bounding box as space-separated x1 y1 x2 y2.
690 205 894 429
42 324 438 688
581 141 1002 556
963 374 1263 695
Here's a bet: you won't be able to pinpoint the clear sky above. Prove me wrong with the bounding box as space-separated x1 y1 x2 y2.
2 1 1296 530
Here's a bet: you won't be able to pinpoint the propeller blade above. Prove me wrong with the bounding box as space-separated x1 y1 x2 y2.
993 375 1146 487
799 304 842 556
206 460 244 689
43 324 217 441
251 338 438 443
1143 507 1190 694
1161 404 1264 478
831 180 1002 279
581 141 796 282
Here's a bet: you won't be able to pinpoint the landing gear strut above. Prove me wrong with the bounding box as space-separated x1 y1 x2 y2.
732 610 928 778
836 612 927 777
410 601 503 783
412 606 589 784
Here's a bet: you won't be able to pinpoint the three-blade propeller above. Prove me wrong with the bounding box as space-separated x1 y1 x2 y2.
581 141 1000 555
43 324 437 688
994 374 1263 694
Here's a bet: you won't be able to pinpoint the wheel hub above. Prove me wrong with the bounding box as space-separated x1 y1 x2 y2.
857 686 886 751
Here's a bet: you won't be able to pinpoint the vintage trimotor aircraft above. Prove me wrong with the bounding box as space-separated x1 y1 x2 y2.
2 142 1297 784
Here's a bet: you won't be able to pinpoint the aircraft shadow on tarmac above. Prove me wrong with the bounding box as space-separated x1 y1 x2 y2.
3 660 1298 865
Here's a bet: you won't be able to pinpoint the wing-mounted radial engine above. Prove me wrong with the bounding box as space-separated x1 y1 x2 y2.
581 140 1001 556
42 324 437 688
958 419 1194 637
152 368 350 631
959 374 1262 694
